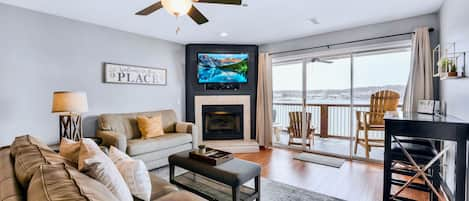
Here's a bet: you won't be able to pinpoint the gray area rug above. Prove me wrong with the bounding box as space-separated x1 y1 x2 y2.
152 166 344 201
294 152 345 168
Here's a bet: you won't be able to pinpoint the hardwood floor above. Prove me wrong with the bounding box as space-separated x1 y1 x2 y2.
235 148 430 201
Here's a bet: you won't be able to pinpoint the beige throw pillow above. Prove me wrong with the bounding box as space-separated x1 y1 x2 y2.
109 146 152 201
137 115 164 139
59 138 80 164
78 138 133 201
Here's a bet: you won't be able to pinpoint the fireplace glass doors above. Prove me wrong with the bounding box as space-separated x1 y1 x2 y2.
202 105 244 140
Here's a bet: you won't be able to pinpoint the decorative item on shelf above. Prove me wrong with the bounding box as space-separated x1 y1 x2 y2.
448 61 458 77
52 91 88 141
433 42 466 80
437 57 450 74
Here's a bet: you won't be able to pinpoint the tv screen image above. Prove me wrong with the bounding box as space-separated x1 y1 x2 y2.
198 53 248 83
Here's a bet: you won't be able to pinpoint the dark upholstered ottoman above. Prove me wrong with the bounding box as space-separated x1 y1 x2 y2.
169 150 261 201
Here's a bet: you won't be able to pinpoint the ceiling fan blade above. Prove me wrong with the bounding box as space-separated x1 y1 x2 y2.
136 1 163 15
188 6 209 25
194 0 242 5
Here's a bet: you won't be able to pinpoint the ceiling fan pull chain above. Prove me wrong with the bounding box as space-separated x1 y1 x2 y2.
175 15 181 35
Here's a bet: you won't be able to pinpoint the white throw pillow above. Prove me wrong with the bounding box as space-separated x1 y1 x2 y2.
59 138 80 164
78 139 133 201
109 146 152 201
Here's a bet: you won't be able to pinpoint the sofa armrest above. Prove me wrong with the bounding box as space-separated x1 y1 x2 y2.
96 130 127 152
175 122 198 149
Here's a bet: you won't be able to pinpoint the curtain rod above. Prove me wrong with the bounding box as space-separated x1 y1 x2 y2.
269 28 434 56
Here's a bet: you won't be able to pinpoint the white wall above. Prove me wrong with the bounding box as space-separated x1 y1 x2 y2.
438 0 469 197
260 14 440 54
0 3 185 146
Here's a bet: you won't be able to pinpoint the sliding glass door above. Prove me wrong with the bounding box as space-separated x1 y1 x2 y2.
272 61 303 148
272 44 412 161
305 56 352 157
352 48 411 160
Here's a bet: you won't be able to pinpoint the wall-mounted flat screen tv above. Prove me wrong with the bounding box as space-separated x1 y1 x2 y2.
197 53 248 83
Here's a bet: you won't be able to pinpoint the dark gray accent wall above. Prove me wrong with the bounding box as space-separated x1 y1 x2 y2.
185 44 258 139
439 0 469 197
0 3 185 146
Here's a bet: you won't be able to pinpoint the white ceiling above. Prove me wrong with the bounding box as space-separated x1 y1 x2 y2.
0 0 444 44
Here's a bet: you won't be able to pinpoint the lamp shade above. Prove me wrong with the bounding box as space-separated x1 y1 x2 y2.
52 91 88 114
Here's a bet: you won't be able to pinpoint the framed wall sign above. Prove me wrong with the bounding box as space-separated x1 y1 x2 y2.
104 63 167 85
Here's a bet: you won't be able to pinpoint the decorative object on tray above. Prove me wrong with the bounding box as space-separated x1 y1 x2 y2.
189 146 233 166
104 63 167 85
433 42 466 80
52 91 88 141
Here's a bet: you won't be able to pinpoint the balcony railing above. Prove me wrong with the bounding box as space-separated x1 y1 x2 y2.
273 102 392 139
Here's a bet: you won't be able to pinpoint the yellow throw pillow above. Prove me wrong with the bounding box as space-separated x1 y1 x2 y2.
137 115 165 139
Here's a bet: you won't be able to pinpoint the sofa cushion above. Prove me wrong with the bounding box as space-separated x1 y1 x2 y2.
148 174 179 200
154 191 205 201
0 147 23 201
14 144 73 188
10 135 52 157
127 133 192 156
133 144 193 170
134 174 204 201
28 164 119 201
99 110 177 140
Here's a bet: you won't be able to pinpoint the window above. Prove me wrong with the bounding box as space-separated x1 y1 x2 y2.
271 44 412 161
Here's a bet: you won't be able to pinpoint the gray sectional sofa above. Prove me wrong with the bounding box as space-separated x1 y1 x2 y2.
0 135 203 201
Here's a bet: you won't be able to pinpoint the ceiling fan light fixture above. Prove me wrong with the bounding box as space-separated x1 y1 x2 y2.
161 0 193 16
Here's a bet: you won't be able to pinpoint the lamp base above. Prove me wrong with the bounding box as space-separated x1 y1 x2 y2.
59 114 83 141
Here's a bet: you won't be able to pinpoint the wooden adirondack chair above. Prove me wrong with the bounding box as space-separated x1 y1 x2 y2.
354 90 400 159
288 112 315 149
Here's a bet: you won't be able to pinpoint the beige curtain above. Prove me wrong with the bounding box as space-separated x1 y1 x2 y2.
256 53 273 147
403 27 434 112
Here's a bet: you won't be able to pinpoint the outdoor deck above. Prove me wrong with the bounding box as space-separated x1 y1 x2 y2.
273 102 389 161
273 131 384 161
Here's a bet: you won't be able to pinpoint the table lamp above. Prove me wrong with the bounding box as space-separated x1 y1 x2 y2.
52 91 88 141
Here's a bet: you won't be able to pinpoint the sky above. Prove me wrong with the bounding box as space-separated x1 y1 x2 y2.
272 50 411 91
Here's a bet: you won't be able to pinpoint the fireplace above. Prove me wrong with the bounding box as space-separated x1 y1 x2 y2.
202 105 244 140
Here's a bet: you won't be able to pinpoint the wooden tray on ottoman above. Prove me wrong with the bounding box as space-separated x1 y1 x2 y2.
189 148 234 166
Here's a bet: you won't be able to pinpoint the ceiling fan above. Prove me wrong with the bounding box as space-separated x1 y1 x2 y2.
136 0 242 25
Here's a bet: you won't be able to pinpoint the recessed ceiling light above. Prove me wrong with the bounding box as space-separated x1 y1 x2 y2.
220 32 229 37
309 18 320 25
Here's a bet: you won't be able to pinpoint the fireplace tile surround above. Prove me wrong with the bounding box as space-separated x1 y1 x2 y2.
194 95 259 153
